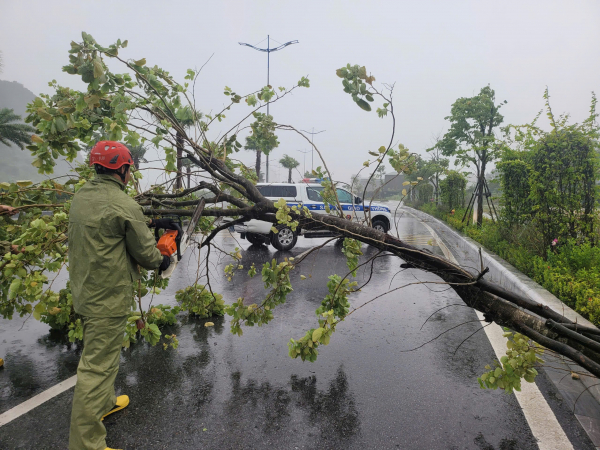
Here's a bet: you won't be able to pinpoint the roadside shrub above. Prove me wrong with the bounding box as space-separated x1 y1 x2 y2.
418 205 600 326
496 157 532 227
440 171 466 211
411 183 434 208
529 128 598 249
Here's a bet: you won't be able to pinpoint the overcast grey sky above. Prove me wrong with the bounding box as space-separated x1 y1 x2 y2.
1 0 599 185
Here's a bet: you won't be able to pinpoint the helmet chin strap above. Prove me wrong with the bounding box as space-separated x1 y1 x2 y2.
117 166 129 184
118 167 128 184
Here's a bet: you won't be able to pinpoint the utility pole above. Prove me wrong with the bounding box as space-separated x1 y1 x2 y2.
239 36 299 182
296 149 310 176
300 128 326 171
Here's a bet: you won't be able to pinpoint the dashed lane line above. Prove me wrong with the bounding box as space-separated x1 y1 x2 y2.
0 375 77 427
406 210 573 450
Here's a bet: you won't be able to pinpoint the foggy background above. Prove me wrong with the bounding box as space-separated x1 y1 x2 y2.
1 0 598 186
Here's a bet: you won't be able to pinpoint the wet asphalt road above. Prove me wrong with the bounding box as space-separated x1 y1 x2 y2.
0 211 594 449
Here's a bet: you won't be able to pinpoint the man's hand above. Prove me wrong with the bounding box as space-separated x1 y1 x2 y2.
0 205 16 216
158 255 171 274
11 245 24 254
149 218 178 230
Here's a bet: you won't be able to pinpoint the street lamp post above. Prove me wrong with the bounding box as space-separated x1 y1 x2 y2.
239 35 298 182
300 127 326 171
296 149 310 177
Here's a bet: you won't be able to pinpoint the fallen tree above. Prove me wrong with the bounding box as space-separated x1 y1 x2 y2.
2 32 598 393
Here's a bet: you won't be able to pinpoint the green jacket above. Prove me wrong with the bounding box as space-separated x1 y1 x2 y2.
68 175 163 317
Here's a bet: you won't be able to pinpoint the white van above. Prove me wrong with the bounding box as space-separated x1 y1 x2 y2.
231 183 392 250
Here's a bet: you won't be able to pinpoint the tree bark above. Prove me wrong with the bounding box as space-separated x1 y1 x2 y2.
476 161 486 227
176 132 184 191
186 164 191 189
153 138 600 377
255 150 262 181
288 168 292 183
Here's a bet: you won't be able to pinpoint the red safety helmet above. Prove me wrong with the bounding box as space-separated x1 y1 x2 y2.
89 141 133 170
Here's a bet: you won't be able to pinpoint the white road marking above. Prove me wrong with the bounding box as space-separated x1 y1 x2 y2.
0 375 77 427
412 211 573 450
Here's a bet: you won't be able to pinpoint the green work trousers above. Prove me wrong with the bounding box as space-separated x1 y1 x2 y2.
69 315 127 450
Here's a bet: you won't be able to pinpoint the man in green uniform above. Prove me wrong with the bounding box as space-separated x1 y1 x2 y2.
68 141 174 450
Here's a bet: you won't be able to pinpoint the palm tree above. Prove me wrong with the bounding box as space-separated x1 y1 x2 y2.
244 134 262 181
128 144 148 170
279 154 300 183
181 157 194 188
0 108 36 150
174 106 202 190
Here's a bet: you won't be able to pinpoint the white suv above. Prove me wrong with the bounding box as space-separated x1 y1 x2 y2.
231 183 392 251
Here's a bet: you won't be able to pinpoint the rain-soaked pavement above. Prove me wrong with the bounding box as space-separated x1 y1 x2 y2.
0 207 595 449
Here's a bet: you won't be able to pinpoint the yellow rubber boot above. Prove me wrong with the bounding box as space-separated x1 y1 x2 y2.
101 395 129 421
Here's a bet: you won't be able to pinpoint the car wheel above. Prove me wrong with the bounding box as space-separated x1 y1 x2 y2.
372 219 388 233
246 232 267 246
270 226 298 251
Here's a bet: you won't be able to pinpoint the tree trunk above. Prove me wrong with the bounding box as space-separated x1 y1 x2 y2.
255 150 262 181
186 164 191 189
288 168 292 183
476 163 486 227
176 132 184 191
143 150 600 378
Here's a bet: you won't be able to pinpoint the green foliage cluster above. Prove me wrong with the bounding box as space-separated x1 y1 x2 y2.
226 258 294 336
439 171 466 211
0 31 312 351
496 156 531 226
498 89 599 248
341 238 363 277
478 329 543 393
531 242 600 325
246 112 279 157
288 275 356 362
0 180 71 320
438 85 506 226
336 64 377 112
175 284 226 318
387 144 415 174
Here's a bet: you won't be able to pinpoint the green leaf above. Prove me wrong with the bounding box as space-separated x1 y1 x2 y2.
312 327 324 342
33 302 45 320
355 99 371 111
92 58 103 78
8 279 21 300
133 58 146 67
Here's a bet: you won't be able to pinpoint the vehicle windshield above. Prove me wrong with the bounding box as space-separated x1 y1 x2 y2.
306 186 353 203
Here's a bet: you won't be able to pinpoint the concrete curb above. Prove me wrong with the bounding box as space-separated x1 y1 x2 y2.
403 206 595 327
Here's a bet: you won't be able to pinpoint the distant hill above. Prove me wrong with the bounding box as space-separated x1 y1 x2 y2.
0 79 81 183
